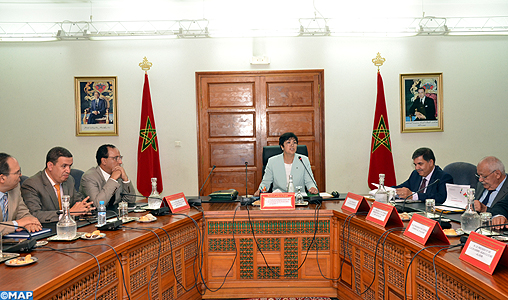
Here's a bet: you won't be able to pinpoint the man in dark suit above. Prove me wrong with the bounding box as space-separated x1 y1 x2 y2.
394 147 453 204
88 91 107 124
80 144 135 210
407 87 436 121
21 147 94 223
471 157 508 229
0 153 41 234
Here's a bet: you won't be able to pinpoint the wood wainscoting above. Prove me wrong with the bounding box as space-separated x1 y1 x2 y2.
196 70 325 196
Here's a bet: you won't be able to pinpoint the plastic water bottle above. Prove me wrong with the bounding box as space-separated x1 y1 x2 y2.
97 201 107 226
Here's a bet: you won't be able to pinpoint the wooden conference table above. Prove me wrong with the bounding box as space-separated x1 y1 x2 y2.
1 200 508 300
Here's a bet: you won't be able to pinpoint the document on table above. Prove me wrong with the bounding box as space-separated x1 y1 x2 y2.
438 183 470 209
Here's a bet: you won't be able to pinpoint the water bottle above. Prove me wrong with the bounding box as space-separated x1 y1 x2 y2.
287 175 295 193
97 201 107 226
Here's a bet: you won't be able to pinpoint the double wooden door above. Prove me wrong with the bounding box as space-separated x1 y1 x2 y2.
196 70 325 196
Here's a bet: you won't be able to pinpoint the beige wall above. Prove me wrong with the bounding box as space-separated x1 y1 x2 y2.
1 35 507 196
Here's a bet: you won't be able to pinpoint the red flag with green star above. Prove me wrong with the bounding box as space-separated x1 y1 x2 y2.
137 73 163 196
368 71 396 190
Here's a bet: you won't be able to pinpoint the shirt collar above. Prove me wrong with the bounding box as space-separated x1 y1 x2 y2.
423 166 435 182
99 166 111 181
45 169 58 187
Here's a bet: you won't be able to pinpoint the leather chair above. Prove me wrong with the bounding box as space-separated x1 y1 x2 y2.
20 175 29 186
443 162 478 188
261 145 309 192
70 169 84 191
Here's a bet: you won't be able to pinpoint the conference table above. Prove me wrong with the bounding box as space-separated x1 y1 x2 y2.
1 199 508 300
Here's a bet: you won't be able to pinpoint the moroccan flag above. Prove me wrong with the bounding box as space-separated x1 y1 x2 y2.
137 73 163 196
368 71 396 190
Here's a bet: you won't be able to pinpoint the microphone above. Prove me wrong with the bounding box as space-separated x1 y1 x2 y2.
0 223 36 252
188 165 216 206
245 162 248 197
241 162 254 206
119 193 170 215
437 208 452 229
298 156 322 204
397 179 441 213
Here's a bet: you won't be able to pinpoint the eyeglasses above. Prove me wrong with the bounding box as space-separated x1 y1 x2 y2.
475 170 496 180
108 156 123 161
1 169 21 176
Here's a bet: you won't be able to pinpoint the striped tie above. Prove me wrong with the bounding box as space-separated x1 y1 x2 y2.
1 193 7 222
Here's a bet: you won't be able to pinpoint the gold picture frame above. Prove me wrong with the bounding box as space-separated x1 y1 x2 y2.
400 73 443 133
75 76 118 136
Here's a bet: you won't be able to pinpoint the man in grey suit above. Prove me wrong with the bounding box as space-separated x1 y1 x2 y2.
473 156 508 213
80 144 135 209
21 147 94 223
0 153 41 234
472 156 508 229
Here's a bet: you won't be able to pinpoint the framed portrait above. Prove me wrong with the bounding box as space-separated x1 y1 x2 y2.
400 73 443 133
75 76 118 136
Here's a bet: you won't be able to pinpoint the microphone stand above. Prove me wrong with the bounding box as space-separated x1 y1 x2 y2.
188 165 216 206
459 223 508 245
0 223 36 252
397 179 441 213
241 162 255 206
120 193 170 215
298 156 322 204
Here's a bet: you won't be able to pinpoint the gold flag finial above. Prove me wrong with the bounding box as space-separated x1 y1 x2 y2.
372 52 386 71
139 57 153 73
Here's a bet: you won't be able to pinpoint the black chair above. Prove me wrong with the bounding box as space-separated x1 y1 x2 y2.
20 175 29 186
261 145 309 192
70 169 84 191
443 162 478 188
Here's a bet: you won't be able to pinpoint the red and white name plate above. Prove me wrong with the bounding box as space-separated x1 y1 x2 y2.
163 192 190 213
460 231 508 274
403 213 449 245
342 192 371 213
365 201 403 227
260 193 295 210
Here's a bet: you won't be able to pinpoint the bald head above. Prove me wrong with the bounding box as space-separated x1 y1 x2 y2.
477 156 506 191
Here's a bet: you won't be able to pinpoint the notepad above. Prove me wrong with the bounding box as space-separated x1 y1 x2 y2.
3 228 51 239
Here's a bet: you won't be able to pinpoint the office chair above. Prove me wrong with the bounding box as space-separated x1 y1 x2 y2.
70 169 84 191
20 175 29 186
443 162 478 188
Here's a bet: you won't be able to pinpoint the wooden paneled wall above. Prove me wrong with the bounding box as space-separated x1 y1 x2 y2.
196 70 325 196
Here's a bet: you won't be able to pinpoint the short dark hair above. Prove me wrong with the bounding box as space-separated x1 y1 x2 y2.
96 144 116 165
46 147 73 166
279 132 298 146
412 147 435 163
418 87 426 92
0 153 12 175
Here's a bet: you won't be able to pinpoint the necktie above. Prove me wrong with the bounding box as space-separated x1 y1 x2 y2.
1 193 8 222
54 184 62 210
419 178 427 192
482 190 494 206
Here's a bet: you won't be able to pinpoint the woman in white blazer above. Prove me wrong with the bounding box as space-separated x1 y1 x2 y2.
255 132 318 196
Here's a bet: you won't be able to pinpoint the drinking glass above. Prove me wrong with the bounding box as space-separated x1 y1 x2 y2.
480 212 492 235
118 201 128 221
425 199 435 218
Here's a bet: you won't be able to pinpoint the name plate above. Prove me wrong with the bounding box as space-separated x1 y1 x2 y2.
260 193 295 210
365 201 403 227
164 192 190 213
460 231 508 274
403 213 449 245
342 192 371 213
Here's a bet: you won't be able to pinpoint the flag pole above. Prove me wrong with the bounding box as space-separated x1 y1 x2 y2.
368 52 396 190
